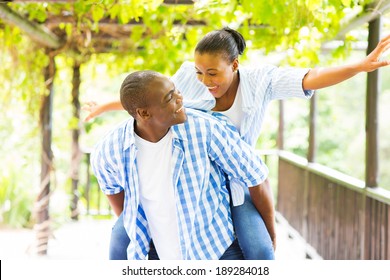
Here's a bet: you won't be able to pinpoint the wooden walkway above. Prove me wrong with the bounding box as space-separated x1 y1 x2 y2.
0 212 321 260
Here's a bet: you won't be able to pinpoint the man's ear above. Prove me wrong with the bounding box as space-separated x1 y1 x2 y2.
136 107 151 120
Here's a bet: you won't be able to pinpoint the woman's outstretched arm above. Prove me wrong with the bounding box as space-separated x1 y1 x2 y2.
82 100 124 122
303 33 390 90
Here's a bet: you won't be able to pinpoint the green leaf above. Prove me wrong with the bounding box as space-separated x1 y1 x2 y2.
91 4 105 23
341 0 352 6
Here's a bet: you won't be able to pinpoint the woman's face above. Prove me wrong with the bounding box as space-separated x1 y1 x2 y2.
194 52 238 99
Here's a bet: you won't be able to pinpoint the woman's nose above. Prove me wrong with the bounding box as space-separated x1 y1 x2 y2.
201 75 209 85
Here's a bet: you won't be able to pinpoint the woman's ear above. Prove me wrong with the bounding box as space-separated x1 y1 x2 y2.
232 58 239 72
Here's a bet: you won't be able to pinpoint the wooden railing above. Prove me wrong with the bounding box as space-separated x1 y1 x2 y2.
277 150 390 260
81 152 113 217
273 17 388 260
81 149 390 259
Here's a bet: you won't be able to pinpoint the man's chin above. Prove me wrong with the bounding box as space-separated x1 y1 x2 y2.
175 114 187 125
178 114 187 124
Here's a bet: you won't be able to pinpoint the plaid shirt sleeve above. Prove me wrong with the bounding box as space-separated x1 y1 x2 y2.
207 113 269 187
90 127 126 195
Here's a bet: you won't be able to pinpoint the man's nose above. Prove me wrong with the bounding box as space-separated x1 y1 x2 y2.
175 91 182 102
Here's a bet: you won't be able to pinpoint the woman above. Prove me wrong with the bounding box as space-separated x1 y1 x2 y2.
84 27 390 260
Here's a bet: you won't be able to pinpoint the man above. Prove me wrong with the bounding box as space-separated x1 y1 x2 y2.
91 70 274 260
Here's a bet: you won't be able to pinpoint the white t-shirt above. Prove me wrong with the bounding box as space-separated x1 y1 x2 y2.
218 85 244 133
134 130 182 260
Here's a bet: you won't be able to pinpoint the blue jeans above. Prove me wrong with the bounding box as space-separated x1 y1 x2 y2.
232 187 275 260
148 239 244 260
109 188 274 260
109 213 129 260
110 216 244 260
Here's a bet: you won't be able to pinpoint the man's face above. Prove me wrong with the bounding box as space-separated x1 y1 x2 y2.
145 75 187 128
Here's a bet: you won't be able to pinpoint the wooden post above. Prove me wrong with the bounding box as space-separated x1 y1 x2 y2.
85 152 91 215
277 100 284 150
365 18 380 188
364 16 381 260
70 60 82 220
35 52 55 255
308 94 317 163
302 94 317 241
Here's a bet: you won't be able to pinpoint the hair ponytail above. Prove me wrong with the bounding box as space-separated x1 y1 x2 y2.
221 27 246 55
195 27 247 62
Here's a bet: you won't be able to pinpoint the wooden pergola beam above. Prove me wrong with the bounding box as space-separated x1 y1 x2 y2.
8 0 194 3
7 0 74 2
0 3 62 48
335 0 390 39
44 16 206 29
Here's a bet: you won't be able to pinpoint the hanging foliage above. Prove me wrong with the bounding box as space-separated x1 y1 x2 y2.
0 0 388 230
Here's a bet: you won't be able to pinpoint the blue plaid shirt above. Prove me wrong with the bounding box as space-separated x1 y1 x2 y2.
91 109 268 260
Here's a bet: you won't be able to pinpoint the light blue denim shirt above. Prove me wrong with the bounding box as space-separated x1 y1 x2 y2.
91 109 268 259
172 61 314 205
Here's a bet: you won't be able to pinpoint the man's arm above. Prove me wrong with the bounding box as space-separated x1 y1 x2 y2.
106 191 125 217
90 130 127 218
248 178 276 251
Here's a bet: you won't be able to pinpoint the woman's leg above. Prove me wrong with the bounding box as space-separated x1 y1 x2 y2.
232 187 275 260
148 241 160 260
109 213 130 260
219 238 244 260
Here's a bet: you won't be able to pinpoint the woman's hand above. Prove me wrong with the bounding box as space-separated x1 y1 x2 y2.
359 33 390 72
81 101 102 122
303 33 390 90
81 100 124 121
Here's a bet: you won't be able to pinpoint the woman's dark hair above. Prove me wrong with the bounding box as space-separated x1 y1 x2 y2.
195 27 246 62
